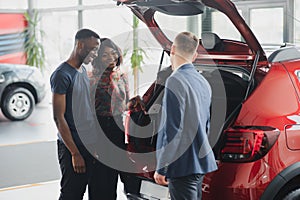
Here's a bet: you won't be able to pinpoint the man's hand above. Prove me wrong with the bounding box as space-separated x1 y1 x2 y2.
53 93 86 173
72 153 86 173
154 171 169 186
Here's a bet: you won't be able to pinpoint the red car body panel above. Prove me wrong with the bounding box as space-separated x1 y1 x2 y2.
203 134 300 199
203 161 273 199
204 59 300 199
236 63 300 127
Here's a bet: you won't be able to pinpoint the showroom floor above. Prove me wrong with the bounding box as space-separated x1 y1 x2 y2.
0 90 127 200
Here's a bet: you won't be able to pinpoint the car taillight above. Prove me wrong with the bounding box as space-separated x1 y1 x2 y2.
221 126 280 162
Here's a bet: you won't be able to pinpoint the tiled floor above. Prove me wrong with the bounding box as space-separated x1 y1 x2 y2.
0 89 128 200
0 179 127 200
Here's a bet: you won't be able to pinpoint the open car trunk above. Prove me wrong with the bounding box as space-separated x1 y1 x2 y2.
125 61 256 180
117 0 269 198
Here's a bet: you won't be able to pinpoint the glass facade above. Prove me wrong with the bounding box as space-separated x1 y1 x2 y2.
155 13 190 40
40 11 78 70
295 0 300 45
250 7 284 44
211 11 241 41
83 0 114 5
82 6 133 38
0 0 298 79
34 0 78 9
0 0 27 9
154 8 241 42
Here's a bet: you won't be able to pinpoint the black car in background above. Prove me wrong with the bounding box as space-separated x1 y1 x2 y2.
0 63 46 121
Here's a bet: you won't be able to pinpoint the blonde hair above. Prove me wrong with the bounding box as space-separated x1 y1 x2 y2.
174 32 199 57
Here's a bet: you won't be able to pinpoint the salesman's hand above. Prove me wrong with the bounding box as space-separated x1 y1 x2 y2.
72 153 86 173
154 171 169 185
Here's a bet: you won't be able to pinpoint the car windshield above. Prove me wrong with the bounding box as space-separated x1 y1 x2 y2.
155 7 243 42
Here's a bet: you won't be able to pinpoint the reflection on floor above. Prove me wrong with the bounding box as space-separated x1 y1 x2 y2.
0 179 127 200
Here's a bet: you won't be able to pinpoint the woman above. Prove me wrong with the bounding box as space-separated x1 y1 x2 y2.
90 38 140 199
91 38 128 148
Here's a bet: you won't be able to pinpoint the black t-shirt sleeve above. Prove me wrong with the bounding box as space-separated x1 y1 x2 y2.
50 70 71 94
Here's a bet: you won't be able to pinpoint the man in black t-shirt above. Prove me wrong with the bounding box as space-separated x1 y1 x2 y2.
50 29 101 200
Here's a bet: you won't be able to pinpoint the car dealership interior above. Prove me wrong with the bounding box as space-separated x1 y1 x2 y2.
1 0 299 95
0 0 300 199
0 0 299 65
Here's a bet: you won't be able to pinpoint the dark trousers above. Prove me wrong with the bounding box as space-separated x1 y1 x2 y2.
94 162 141 199
57 140 103 200
168 174 204 200
96 115 141 199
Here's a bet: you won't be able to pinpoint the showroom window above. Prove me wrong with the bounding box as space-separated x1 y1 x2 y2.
40 11 78 68
83 0 113 5
83 7 134 38
233 0 291 54
0 0 298 73
250 7 284 44
295 0 300 45
0 0 27 10
34 0 78 9
211 10 242 41
155 12 191 40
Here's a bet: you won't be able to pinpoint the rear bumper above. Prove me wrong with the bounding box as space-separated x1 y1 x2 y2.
202 160 272 200
128 160 273 200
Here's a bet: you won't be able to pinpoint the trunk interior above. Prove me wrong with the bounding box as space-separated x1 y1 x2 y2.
127 64 254 175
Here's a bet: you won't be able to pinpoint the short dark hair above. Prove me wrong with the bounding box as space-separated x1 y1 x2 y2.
75 28 100 40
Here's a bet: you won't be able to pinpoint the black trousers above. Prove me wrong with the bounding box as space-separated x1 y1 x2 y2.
168 174 204 200
57 140 103 200
96 115 141 199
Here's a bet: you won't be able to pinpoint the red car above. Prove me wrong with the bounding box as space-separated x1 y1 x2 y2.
116 0 300 199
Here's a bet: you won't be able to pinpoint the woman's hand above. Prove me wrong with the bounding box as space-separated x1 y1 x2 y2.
127 95 145 112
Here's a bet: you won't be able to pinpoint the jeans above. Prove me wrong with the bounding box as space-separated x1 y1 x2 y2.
57 140 103 200
168 174 204 200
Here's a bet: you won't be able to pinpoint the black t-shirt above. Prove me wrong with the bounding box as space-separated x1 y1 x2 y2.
50 62 98 146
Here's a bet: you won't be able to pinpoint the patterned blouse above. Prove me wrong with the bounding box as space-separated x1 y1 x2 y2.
90 67 130 117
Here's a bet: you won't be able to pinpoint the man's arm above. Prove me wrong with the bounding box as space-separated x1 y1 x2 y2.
52 93 86 173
